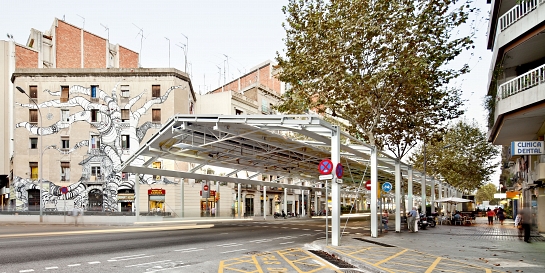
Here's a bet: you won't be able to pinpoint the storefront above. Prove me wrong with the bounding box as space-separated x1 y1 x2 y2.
117 189 135 212
148 188 165 214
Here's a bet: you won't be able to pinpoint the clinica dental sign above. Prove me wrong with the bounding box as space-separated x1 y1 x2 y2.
511 141 545 155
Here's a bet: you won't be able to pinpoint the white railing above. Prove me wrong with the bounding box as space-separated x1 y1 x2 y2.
499 63 545 99
499 0 538 32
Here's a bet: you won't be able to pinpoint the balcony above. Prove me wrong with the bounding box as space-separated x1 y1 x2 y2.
498 63 545 100
498 0 540 32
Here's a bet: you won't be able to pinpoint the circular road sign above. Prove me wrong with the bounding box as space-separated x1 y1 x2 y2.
203 185 209 191
365 180 371 190
382 182 392 193
60 186 68 194
335 163 344 179
318 159 333 175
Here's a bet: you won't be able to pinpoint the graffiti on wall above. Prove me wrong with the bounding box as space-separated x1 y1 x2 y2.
13 83 185 211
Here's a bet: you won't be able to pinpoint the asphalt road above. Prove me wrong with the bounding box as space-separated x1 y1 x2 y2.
0 218 359 273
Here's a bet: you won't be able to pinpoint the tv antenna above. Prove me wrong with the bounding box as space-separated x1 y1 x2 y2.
76 14 85 30
100 23 109 41
132 23 148 67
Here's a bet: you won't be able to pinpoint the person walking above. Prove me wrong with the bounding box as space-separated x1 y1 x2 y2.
514 213 523 239
408 207 417 232
382 209 389 232
497 208 506 225
521 208 532 243
72 206 80 226
486 208 495 225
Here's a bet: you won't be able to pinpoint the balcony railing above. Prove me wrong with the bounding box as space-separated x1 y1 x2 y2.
499 0 539 32
498 63 545 100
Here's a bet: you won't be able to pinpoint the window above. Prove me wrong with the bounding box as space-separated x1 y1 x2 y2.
29 85 38 99
61 162 70 181
91 135 101 149
121 109 129 122
152 109 161 123
189 102 194 114
121 135 130 149
91 109 101 122
61 137 70 149
90 85 98 102
121 85 130 98
152 161 161 180
60 86 69 103
30 138 38 149
152 85 160 98
29 109 38 123
61 109 70 122
29 162 38 180
91 166 101 180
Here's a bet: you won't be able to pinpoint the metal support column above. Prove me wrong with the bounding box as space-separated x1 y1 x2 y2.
237 183 242 219
407 167 413 214
135 173 140 222
370 146 378 238
421 175 426 213
283 187 287 214
263 186 267 220
180 178 185 217
331 126 341 245
431 179 435 214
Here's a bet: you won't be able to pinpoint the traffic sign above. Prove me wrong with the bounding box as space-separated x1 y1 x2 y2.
335 163 344 179
60 186 68 194
382 182 392 192
365 180 371 190
319 174 333 180
203 185 209 191
318 159 333 175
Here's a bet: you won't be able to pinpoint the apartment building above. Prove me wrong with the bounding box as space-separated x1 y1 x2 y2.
486 0 545 231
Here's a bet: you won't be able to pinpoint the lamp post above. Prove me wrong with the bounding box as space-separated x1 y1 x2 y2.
17 86 44 222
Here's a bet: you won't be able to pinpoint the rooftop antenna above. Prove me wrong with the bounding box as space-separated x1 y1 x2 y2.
132 23 147 67
216 65 223 92
175 43 187 73
223 54 229 83
164 37 170 68
100 23 109 41
76 14 85 30
6 33 13 40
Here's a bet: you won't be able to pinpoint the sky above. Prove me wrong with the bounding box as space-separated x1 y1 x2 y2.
0 0 499 183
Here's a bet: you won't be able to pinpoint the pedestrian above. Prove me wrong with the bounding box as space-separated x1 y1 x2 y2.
72 206 80 226
521 208 532 243
497 208 506 225
382 209 389 232
514 213 523 239
408 207 417 232
493 207 499 221
486 208 495 225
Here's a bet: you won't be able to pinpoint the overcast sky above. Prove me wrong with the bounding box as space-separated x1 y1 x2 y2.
1 0 498 180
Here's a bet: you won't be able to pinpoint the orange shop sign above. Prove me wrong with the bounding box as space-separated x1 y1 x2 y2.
506 191 520 199
148 189 166 195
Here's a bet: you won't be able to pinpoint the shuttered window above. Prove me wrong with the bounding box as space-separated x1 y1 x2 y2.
29 109 38 123
121 109 129 121
61 162 70 181
152 85 160 98
29 85 38 99
60 86 69 102
29 162 38 180
152 109 161 123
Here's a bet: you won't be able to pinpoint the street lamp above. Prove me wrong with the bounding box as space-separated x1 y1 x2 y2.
17 86 44 222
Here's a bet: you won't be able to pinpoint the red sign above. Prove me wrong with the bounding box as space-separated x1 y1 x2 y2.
365 180 371 191
318 159 333 175
148 189 166 195
60 186 68 194
203 185 209 191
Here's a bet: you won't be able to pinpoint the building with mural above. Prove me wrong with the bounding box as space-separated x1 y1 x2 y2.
486 0 545 231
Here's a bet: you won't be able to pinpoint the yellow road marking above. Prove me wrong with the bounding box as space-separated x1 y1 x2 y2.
424 257 441 273
251 255 264 273
373 249 408 266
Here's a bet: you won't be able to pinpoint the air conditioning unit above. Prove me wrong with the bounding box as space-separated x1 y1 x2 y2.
535 163 545 181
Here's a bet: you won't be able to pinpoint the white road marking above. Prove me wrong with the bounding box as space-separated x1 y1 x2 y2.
217 243 242 247
125 260 172 268
249 239 271 243
175 248 203 253
146 264 189 273
45 267 58 270
291 228 299 229
299 234 311 236
108 255 154 262
314 230 322 232
19 270 34 273
88 261 101 264
303 229 310 230
110 253 147 260
220 232 229 234
279 241 294 245
67 264 81 267
221 249 247 254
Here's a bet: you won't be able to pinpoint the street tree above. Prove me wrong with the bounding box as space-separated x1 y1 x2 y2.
276 0 475 159
475 183 498 204
409 120 500 192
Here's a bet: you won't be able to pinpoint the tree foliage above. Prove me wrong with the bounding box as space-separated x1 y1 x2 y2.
276 0 476 159
409 120 500 192
475 183 498 204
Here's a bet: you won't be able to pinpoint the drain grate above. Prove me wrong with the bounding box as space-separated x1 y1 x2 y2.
354 238 395 247
309 250 356 269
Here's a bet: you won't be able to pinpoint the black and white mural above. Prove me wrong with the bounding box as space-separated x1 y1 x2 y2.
13 83 186 211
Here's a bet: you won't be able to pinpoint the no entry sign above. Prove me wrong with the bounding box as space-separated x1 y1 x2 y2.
365 180 371 191
318 159 333 175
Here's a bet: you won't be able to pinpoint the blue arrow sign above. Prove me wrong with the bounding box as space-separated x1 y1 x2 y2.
382 182 392 192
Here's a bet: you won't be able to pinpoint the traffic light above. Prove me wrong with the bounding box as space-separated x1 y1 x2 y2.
215 192 220 202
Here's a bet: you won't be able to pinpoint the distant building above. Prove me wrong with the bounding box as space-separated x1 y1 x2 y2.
486 0 545 232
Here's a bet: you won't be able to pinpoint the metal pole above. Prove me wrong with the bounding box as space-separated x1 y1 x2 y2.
331 126 341 245
422 144 426 214
395 160 401 232
325 180 329 246
164 37 170 68
370 146 378 238
181 33 188 73
263 186 267 220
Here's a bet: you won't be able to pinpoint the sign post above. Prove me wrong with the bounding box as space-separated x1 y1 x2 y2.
60 186 68 223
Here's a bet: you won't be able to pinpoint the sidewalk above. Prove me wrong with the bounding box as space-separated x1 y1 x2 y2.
310 217 545 273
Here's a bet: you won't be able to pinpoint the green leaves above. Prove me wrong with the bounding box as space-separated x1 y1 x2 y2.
276 0 476 158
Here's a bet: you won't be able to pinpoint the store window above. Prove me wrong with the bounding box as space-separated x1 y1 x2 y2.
148 188 165 215
88 189 103 211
